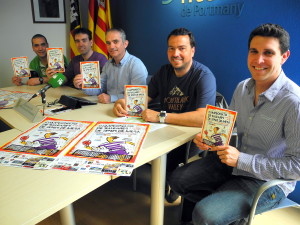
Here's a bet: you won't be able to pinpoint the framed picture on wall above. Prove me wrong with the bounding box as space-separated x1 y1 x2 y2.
31 0 66 23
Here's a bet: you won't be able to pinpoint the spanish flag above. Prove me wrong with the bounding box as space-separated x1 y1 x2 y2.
89 0 112 59
70 0 81 59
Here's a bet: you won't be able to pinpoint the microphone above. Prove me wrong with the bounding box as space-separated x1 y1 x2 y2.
28 73 66 102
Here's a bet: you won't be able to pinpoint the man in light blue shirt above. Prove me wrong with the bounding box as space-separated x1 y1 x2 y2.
169 24 300 225
73 28 147 103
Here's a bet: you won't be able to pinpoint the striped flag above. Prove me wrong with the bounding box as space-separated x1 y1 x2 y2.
70 0 81 59
88 0 98 40
93 0 112 59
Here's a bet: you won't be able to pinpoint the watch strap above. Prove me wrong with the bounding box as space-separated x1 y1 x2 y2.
39 77 44 84
159 111 167 123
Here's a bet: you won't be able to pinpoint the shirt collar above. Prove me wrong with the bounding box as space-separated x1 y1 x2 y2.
245 71 287 102
111 50 129 66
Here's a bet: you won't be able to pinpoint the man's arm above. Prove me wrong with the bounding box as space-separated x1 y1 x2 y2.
27 77 50 86
142 107 206 127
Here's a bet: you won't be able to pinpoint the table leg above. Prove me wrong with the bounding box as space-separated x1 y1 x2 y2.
59 204 76 225
150 154 167 225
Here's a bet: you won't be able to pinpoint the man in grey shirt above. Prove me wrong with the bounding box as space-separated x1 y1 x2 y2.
74 28 147 103
170 23 300 225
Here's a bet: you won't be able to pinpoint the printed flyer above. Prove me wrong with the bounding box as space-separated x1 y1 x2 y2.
11 56 30 78
0 119 150 176
125 85 148 117
81 61 101 89
47 48 65 72
55 122 150 176
0 117 94 169
201 105 237 147
0 89 33 108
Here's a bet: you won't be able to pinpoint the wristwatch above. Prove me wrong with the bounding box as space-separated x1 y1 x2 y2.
39 77 44 84
158 111 167 123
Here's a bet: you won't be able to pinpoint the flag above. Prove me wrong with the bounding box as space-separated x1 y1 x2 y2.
93 0 112 59
88 0 98 40
70 0 81 59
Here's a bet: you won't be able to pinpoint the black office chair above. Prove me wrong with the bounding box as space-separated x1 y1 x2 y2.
216 91 229 109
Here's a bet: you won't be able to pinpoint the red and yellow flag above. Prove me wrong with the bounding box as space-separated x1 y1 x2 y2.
88 0 98 40
70 0 81 58
90 0 112 59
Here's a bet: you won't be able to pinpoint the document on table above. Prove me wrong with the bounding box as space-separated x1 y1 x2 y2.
113 116 166 132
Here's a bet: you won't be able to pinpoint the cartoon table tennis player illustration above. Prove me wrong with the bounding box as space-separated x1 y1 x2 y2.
204 126 227 146
83 136 135 155
52 58 62 70
17 66 29 76
20 132 68 155
128 99 144 116
84 73 98 87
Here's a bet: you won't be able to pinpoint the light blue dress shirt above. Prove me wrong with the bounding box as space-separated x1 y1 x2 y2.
230 71 300 196
83 51 148 102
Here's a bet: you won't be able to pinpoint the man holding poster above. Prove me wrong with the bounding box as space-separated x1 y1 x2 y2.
46 28 108 89
169 24 300 225
73 28 148 103
12 34 68 86
113 27 216 203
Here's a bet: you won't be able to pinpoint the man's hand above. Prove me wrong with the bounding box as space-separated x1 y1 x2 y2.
12 76 22 86
113 99 127 116
73 74 83 89
98 93 111 104
211 145 240 167
46 68 56 78
193 132 240 167
194 132 211 150
141 109 159 123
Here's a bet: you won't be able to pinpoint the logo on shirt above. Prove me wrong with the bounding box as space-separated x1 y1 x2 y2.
164 86 189 111
169 86 184 96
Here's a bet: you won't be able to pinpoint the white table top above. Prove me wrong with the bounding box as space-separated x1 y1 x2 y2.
0 129 111 225
0 85 200 225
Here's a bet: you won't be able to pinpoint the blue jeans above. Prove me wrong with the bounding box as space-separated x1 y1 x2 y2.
169 152 286 225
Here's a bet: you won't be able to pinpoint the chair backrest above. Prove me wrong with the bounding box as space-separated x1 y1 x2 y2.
216 92 229 109
146 75 152 84
247 179 300 225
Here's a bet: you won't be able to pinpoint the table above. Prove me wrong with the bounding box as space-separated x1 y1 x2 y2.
0 129 111 225
0 85 200 225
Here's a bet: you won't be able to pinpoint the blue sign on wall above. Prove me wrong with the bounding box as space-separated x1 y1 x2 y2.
163 0 244 17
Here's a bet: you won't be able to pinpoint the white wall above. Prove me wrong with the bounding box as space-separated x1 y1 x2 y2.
0 0 70 88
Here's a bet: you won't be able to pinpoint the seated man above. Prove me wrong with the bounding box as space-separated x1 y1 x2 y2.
73 28 148 103
113 28 216 201
47 28 108 89
12 34 68 86
169 23 300 225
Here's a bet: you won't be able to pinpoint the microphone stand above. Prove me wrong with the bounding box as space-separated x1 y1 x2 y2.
41 91 46 116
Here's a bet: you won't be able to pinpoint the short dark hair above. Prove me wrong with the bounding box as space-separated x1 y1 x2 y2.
106 28 127 42
167 28 196 48
74 28 93 40
248 23 290 54
31 34 48 46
